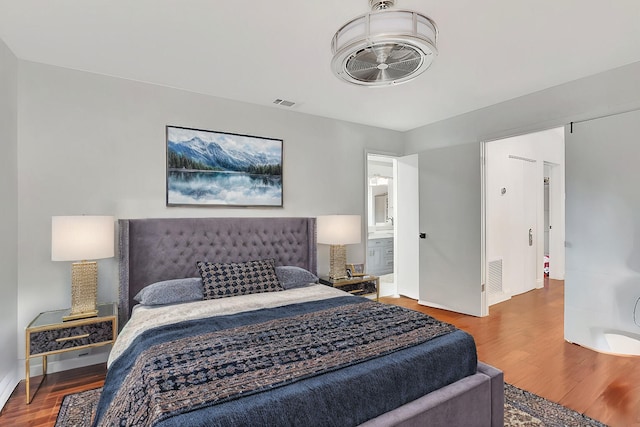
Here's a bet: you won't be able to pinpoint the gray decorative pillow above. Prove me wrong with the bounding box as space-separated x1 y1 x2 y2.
275 266 318 290
197 259 284 300
133 277 203 306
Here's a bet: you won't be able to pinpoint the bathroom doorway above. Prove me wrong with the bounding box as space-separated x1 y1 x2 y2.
366 154 396 297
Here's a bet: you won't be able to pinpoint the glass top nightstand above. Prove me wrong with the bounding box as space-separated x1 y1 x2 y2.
28 302 117 328
25 302 117 404
319 275 380 301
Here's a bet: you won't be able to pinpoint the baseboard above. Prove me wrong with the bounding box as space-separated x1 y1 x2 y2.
488 292 511 306
0 367 20 412
418 299 458 312
418 299 486 317
549 272 565 281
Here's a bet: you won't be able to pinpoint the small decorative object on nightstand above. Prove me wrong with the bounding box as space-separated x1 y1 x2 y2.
320 274 380 301
346 263 365 277
24 302 118 404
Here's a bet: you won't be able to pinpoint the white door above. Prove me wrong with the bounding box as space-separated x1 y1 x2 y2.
522 159 538 292
507 156 538 295
418 143 486 316
394 154 419 299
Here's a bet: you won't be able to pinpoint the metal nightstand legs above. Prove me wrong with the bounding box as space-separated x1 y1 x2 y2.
25 355 47 404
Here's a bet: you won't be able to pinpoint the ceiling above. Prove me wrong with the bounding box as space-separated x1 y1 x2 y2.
1 0 639 132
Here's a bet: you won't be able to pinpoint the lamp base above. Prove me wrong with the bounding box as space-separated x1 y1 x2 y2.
63 261 98 322
328 244 348 280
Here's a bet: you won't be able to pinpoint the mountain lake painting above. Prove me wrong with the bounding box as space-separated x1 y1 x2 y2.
166 126 283 206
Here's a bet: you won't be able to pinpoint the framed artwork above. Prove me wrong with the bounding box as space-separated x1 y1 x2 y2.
166 125 283 207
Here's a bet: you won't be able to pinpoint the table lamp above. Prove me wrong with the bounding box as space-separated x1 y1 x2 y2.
317 215 361 279
52 215 114 321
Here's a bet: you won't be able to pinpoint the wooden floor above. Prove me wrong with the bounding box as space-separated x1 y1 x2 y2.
385 279 640 427
0 363 106 426
1 279 639 426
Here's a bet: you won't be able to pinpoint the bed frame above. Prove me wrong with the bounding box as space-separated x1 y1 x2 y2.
118 217 503 426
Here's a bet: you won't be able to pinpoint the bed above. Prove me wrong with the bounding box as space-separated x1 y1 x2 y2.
94 217 503 427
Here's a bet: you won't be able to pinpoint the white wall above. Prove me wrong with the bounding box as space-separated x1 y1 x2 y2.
485 128 564 304
0 38 19 408
15 61 403 373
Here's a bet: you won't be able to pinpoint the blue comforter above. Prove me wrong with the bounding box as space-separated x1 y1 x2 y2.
94 296 477 427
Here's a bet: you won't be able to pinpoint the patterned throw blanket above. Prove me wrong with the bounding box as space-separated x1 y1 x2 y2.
97 301 456 427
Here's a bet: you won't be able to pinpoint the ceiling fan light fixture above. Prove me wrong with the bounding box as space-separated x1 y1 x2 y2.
331 0 438 87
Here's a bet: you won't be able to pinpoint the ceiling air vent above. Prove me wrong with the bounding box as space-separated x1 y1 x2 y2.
273 99 296 107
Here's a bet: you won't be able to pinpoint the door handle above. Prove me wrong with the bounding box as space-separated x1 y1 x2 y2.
419 233 427 239
529 228 533 246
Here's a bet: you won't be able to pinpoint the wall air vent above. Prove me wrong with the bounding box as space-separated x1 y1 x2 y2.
488 258 503 295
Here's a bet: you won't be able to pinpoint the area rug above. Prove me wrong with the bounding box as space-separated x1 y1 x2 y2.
55 384 608 426
504 384 607 426
55 387 101 427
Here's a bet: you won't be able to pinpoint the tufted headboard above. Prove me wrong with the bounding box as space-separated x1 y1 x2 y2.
118 217 317 325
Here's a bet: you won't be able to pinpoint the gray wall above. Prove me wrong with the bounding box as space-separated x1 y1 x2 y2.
565 110 640 353
404 61 640 335
0 38 18 407
6 49 640 405
15 61 403 371
404 61 640 154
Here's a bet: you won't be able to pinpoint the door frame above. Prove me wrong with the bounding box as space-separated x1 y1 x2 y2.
394 154 420 299
480 141 488 315
482 126 565 305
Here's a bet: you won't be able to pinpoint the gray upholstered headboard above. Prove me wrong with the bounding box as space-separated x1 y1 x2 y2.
118 217 317 325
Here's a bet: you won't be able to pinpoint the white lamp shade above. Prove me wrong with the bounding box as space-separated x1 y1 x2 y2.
52 216 115 261
317 215 361 245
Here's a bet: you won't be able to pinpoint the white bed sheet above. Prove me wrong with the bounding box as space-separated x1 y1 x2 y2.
109 284 349 367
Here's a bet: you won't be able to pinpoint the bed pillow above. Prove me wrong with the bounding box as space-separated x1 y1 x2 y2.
275 266 318 289
133 277 203 306
197 258 284 300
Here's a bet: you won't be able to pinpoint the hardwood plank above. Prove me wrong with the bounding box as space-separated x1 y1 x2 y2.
0 365 106 426
382 279 640 427
1 279 638 426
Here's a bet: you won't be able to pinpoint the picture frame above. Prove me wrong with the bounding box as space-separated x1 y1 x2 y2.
346 263 365 277
166 125 283 207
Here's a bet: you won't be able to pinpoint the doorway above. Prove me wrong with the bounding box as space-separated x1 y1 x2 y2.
484 127 565 306
365 152 420 300
544 161 564 280
366 154 397 297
